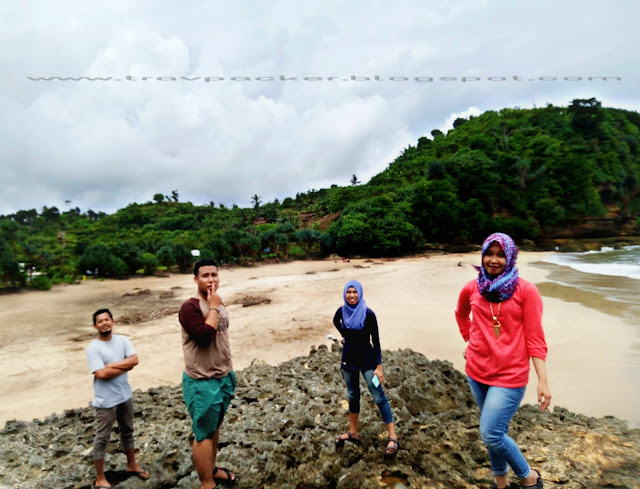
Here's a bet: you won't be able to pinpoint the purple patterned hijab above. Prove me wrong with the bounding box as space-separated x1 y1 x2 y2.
474 232 519 302
341 280 367 330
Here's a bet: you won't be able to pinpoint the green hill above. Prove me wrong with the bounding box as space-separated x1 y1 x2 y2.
2 98 639 288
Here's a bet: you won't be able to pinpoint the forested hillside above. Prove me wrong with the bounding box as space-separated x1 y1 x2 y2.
1 98 639 289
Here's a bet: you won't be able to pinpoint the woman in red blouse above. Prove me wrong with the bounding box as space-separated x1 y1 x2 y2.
456 233 550 489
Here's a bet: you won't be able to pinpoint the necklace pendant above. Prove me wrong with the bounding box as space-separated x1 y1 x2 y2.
494 325 500 338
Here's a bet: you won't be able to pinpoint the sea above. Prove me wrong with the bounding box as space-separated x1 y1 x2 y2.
537 245 640 428
544 245 640 281
540 245 640 318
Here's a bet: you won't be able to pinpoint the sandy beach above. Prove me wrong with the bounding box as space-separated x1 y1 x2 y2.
1 252 638 428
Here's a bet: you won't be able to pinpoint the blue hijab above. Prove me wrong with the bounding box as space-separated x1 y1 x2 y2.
341 280 367 330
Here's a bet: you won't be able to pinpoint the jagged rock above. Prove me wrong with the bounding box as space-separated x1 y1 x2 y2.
1 348 638 488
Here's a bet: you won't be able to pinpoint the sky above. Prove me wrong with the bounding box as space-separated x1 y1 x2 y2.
1 1 639 216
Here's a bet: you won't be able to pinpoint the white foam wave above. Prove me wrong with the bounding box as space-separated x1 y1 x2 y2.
544 249 640 280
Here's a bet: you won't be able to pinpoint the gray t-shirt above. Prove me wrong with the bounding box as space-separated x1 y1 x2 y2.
86 334 136 408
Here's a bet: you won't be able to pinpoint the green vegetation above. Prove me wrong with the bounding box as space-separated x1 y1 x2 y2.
1 98 639 289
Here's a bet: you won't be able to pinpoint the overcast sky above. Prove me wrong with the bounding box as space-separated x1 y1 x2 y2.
1 1 639 216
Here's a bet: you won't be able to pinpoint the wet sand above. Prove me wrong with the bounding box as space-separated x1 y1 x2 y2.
1 253 638 428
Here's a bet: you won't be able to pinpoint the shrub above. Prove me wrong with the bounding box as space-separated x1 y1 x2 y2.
141 253 159 275
31 275 52 290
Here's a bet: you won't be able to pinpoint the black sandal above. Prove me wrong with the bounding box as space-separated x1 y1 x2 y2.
213 466 237 486
335 432 361 446
521 470 543 488
383 438 400 459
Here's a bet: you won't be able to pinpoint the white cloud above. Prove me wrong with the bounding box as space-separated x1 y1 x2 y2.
440 107 483 134
1 0 639 214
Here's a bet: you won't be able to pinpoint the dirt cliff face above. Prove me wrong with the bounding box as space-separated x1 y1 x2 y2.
1 347 638 489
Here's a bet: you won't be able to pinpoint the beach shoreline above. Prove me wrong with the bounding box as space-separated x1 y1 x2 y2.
1 252 638 428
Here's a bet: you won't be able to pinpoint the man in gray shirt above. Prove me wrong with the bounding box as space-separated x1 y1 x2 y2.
86 308 149 488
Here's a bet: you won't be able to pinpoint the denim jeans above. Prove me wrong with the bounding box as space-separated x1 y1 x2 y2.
467 376 531 479
342 368 394 424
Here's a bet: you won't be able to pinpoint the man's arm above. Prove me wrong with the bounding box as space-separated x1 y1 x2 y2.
107 354 138 371
180 301 216 346
94 354 138 379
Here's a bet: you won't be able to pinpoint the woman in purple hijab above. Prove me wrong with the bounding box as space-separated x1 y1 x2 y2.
456 233 550 488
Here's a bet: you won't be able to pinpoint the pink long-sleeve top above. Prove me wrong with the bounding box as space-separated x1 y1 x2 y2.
455 278 547 388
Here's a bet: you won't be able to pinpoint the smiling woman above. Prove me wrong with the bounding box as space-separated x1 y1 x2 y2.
456 233 549 488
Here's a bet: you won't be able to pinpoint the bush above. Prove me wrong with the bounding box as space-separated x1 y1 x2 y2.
288 244 307 259
141 253 159 275
31 275 52 290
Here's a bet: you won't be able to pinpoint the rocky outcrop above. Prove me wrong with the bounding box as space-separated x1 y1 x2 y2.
1 347 638 489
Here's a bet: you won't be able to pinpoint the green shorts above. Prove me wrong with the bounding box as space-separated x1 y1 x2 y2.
182 371 236 442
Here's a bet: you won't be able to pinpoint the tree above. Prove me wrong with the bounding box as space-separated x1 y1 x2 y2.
174 243 193 272
41 206 60 221
251 194 262 211
156 245 175 268
350 174 360 186
0 241 22 286
77 244 128 278
453 117 467 129
568 98 604 135
330 212 371 255
141 253 158 275
171 190 179 202
153 193 165 204
112 241 144 274
292 229 327 257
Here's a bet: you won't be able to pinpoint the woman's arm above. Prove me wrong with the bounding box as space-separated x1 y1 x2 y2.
368 310 383 365
531 356 551 410
333 308 343 336
455 283 473 342
368 310 385 382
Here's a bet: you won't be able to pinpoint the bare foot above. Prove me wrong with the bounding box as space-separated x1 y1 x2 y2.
94 477 111 488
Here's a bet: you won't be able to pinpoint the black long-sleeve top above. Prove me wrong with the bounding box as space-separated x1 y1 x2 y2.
333 307 382 371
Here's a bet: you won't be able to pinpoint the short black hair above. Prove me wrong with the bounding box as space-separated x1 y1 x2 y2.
194 258 218 277
93 308 113 324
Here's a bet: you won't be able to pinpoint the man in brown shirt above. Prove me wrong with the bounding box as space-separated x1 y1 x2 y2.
179 259 237 488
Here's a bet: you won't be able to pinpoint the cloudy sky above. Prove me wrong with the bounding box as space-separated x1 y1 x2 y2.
2 1 639 216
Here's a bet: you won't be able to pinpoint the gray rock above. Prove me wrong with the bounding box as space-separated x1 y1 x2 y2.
1 348 639 488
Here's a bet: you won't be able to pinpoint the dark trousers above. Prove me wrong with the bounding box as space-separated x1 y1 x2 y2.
93 398 135 460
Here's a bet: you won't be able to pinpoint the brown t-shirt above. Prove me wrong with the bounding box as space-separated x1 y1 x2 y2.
179 297 233 379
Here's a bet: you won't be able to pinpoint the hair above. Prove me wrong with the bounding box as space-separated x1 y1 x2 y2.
193 258 219 277
92 308 113 324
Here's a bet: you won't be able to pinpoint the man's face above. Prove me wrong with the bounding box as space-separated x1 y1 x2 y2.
195 265 219 296
93 312 113 337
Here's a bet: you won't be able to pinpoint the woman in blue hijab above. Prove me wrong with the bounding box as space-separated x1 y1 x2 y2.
333 280 398 458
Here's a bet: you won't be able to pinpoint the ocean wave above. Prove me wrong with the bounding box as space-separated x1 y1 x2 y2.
544 247 640 280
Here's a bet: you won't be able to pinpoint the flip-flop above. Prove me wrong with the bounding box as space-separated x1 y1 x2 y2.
93 485 112 489
126 468 150 480
213 466 237 486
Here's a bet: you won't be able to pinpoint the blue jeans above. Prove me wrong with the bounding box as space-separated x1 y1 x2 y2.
467 376 531 479
342 368 394 424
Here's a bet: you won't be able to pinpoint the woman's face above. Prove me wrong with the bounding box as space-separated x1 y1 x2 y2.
483 242 506 276
345 286 359 305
